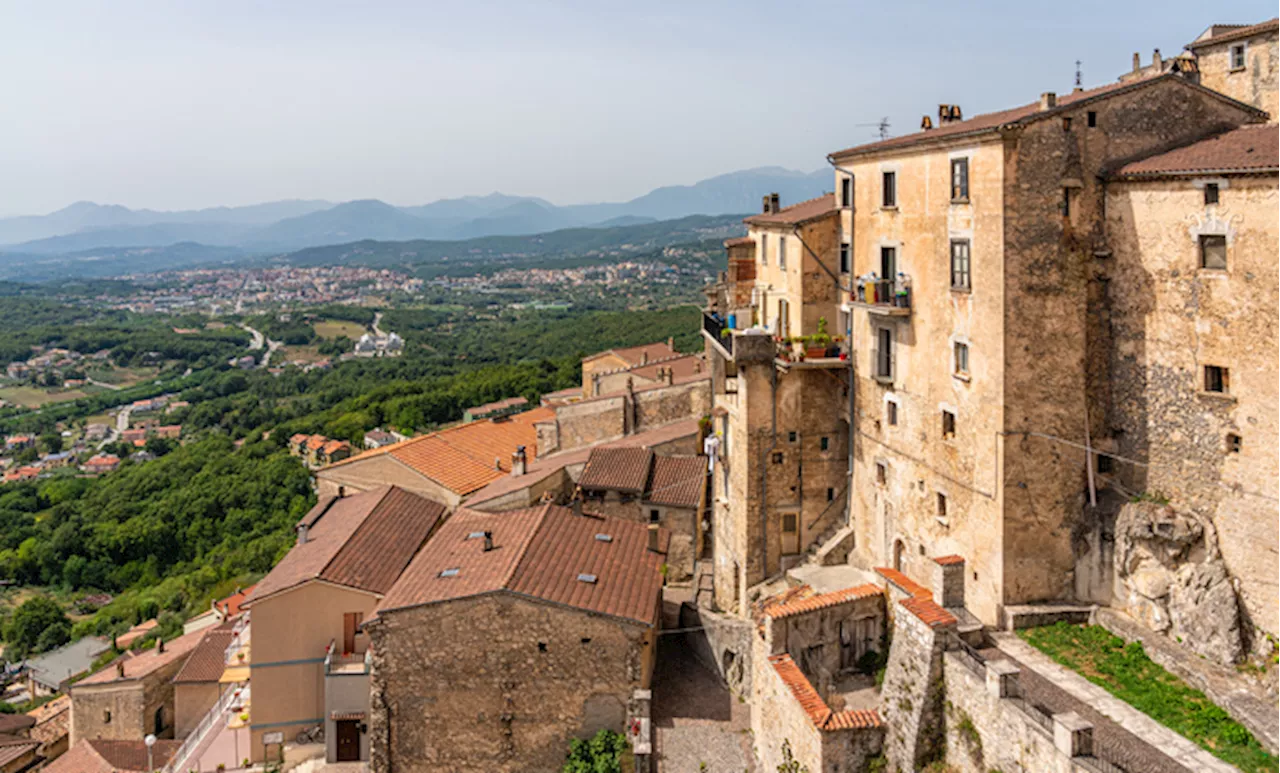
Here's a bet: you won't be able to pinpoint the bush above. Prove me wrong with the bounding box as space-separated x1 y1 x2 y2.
562 729 630 773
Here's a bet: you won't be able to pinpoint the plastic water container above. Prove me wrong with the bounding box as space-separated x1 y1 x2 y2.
727 314 737 330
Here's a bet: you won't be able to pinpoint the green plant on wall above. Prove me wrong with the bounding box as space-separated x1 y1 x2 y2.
776 739 810 773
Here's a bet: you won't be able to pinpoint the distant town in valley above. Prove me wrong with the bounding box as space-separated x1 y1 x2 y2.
0 10 1275 773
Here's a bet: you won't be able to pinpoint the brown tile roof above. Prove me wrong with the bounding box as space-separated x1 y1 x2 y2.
645 455 706 509
46 738 182 773
768 654 883 732
765 584 882 620
248 486 446 604
582 341 677 366
377 504 667 627
1110 124 1278 178
0 715 35 734
321 439 351 455
580 448 653 494
77 628 205 686
306 434 328 451
831 74 1265 159
322 406 554 496
114 619 157 649
172 621 236 683
215 583 256 617
724 236 755 248
0 737 39 768
625 354 705 383
1186 18 1278 49
743 193 837 226
900 596 958 629
933 554 966 566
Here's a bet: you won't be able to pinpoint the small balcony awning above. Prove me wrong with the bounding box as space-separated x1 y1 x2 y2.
220 665 250 684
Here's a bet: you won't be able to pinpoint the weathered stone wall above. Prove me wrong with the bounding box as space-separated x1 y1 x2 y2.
548 379 710 455
762 594 884 701
367 593 655 773
878 606 948 771
678 603 754 695
71 682 144 745
1103 172 1278 638
1195 31 1279 119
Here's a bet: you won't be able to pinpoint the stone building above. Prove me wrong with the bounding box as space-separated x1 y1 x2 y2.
826 72 1267 626
1186 19 1278 119
580 339 678 398
27 694 70 763
577 446 707 582
365 503 667 773
69 628 204 745
243 485 447 763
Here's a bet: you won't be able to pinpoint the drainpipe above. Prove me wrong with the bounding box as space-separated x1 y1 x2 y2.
760 365 779 582
828 154 859 527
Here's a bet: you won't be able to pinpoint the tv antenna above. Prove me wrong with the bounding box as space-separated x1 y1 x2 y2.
1075 60 1083 88
855 117 891 141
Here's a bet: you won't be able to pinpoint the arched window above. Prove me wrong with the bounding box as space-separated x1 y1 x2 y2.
893 539 906 572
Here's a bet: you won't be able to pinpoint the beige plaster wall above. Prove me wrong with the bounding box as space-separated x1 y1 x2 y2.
1196 32 1279 120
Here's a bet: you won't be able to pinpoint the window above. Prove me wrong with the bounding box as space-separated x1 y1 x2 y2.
826 487 834 502
880 246 897 279
1204 183 1220 205
782 513 798 533
1231 43 1246 70
1096 454 1113 473
886 400 898 426
1200 235 1227 269
840 176 853 208
1227 433 1242 453
874 328 893 380
1087 111 1097 127
839 242 851 273
1062 116 1072 132
649 508 660 524
875 462 887 485
953 342 969 376
1061 188 1072 218
941 409 956 439
950 158 969 201
779 236 787 269
820 436 830 451
1204 365 1228 394
788 431 798 443
103 710 111 724
760 234 768 267
772 452 784 464
950 240 971 290
882 171 897 207
538 642 547 652
936 492 948 517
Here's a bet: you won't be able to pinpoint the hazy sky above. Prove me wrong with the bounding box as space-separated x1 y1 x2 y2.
0 0 1273 214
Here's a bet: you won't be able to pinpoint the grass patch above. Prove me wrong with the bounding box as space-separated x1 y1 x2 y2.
313 319 367 340
281 345 329 365
1020 623 1277 773
0 386 90 408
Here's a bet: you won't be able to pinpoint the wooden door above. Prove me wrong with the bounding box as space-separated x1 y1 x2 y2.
781 512 799 555
342 612 362 654
336 720 360 762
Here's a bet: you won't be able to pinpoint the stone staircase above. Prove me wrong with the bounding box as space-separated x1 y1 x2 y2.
693 559 716 608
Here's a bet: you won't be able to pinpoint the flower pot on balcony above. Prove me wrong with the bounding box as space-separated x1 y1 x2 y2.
805 345 827 359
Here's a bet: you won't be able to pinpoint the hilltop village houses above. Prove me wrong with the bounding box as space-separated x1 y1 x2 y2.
28 17 1280 773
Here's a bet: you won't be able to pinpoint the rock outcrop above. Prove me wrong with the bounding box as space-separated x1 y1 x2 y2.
1114 501 1244 665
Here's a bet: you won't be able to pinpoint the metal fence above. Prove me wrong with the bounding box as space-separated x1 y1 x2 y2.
163 681 244 773
702 312 732 355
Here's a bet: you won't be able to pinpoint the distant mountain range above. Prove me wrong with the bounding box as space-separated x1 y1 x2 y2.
0 166 830 256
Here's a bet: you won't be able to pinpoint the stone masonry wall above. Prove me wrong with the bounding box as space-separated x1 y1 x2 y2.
878 605 948 771
71 682 144 745
367 594 654 773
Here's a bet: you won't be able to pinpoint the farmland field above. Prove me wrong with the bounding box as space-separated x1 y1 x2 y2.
0 385 92 408
313 319 367 340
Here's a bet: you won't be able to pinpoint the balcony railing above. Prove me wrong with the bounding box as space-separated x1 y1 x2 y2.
702 311 733 356
849 279 911 316
324 639 372 676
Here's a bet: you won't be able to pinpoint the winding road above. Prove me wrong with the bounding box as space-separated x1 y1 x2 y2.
238 323 283 369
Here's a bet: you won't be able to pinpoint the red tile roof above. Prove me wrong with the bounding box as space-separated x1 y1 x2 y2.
115 619 158 649
248 486 446 605
1111 124 1278 178
743 193 837 226
932 554 966 566
831 74 1266 159
1186 18 1278 49
466 396 529 414
625 354 705 383
645 455 706 510
306 434 328 451
873 567 931 599
172 621 236 684
46 738 182 773
765 584 882 619
724 236 755 248
215 583 256 617
900 596 958 629
322 406 554 496
583 340 677 367
580 448 653 494
377 504 667 626
77 628 205 686
768 654 883 732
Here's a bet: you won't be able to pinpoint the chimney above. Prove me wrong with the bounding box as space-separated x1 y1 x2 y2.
770 192 780 213
297 523 308 545
647 523 661 552
761 194 773 214
116 661 125 678
511 445 527 477
1039 92 1057 111
950 105 962 121
1152 48 1162 69
640 351 648 365
483 531 493 552
337 485 345 498
494 456 502 471
664 368 674 386
921 115 933 130
158 639 165 654
1132 52 1141 73
937 104 950 124
667 336 674 350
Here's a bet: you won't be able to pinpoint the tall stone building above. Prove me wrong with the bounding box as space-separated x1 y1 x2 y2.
1187 19 1279 119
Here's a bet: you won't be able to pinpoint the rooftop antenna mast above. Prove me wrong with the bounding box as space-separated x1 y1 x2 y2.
855 117 891 140
1075 60 1083 88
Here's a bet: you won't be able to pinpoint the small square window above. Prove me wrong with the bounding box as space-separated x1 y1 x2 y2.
788 431 798 443
1227 433 1242 453
1204 183 1219 205
918 544 926 556
936 493 948 517
826 487 834 502
941 410 957 439
782 513 798 533
882 171 897 208
1087 111 1097 127
1200 235 1227 269
875 462 887 485
649 509 660 523
1204 365 1228 394
1062 116 1072 132
772 452 784 464
953 342 969 376
820 436 830 451
1096 454 1113 474
886 400 898 426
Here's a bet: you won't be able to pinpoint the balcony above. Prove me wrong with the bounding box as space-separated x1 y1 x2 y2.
846 279 911 317
776 339 851 370
325 640 372 676
702 311 733 357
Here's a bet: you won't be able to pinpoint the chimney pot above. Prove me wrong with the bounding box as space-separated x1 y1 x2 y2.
921 115 933 130
483 531 493 552
761 194 772 214
1132 52 1141 73
950 105 962 121
770 192 780 213
116 661 125 678
1039 92 1057 111
297 523 308 545
511 445 527 477
667 336 674 350
1152 48 1162 68
337 485 345 498
158 639 164 654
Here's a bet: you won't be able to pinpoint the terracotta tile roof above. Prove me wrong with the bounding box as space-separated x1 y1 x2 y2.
46 738 181 773
26 693 68 727
77 628 204 686
899 596 958 629
765 584 882 619
248 486 446 604
466 396 529 414
305 434 328 451
115 619 158 649
645 455 706 509
322 406 554 496
28 696 69 749
1111 124 1278 178
321 439 351 455
768 654 883 732
172 621 236 683
743 193 837 226
377 504 667 627
626 354 706 383
290 433 308 445
1186 18 1278 49
580 448 653 494
582 340 677 366
215 583 256 617
0 715 34 735
831 74 1265 159
873 567 931 599
932 554 966 566
724 236 755 248
0 737 39 768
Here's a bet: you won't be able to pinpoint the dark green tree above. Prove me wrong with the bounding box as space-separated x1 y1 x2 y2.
4 596 71 660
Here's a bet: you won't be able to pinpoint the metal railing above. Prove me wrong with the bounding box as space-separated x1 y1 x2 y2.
223 621 249 665
946 635 987 677
163 681 246 773
324 639 372 676
851 279 910 309
702 312 732 356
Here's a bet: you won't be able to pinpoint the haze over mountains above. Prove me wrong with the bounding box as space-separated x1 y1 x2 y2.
1 166 829 256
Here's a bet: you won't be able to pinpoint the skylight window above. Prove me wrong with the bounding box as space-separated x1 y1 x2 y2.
439 568 460 578
466 531 488 540
577 573 598 584
594 534 613 542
